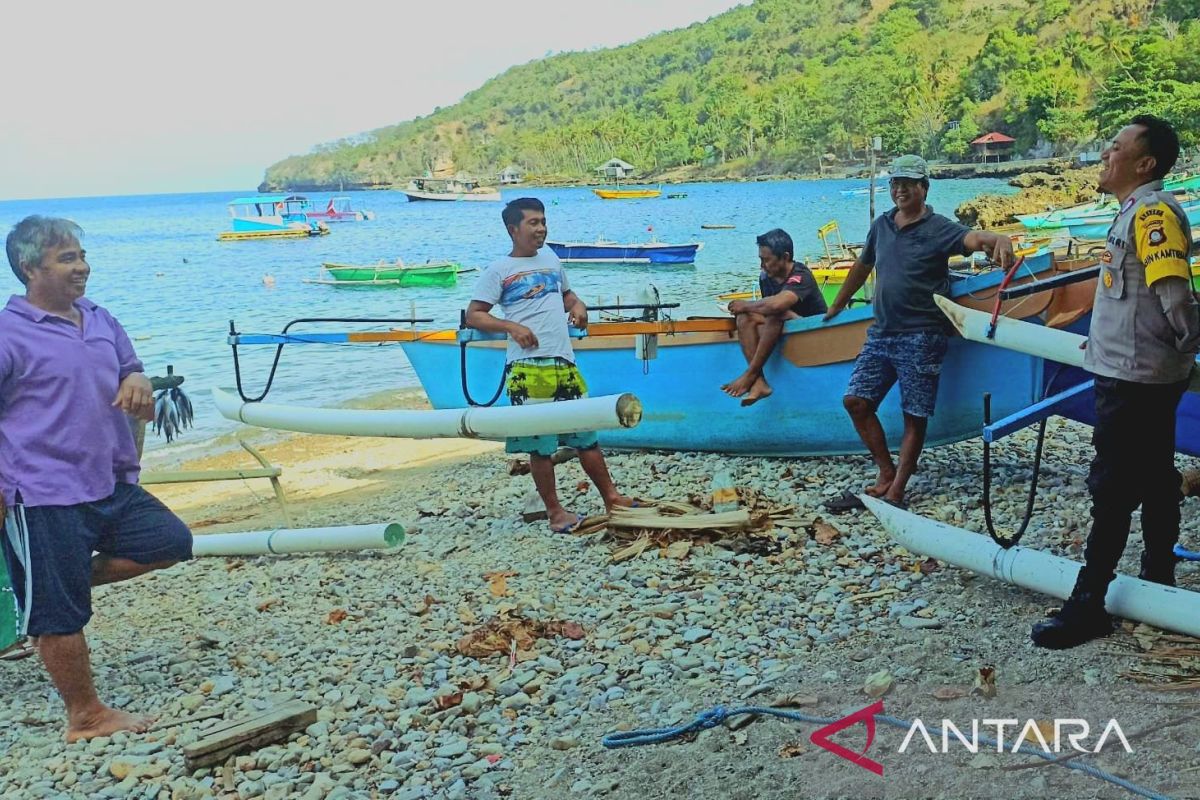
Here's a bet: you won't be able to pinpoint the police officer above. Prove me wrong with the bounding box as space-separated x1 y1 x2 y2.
1033 115 1200 649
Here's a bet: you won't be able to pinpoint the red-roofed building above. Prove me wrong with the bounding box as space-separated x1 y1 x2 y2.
971 132 1016 162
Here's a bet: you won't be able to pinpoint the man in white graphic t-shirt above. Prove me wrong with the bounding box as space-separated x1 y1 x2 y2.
466 198 634 533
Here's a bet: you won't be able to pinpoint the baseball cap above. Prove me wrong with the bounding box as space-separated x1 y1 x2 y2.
888 154 928 180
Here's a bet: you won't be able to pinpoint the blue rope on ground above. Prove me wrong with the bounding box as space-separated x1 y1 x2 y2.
603 705 1170 800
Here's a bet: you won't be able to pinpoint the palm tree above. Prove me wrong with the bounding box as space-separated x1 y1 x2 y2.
1094 20 1135 80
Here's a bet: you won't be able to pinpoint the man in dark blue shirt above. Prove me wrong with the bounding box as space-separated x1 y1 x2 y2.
824 156 1015 507
723 228 827 405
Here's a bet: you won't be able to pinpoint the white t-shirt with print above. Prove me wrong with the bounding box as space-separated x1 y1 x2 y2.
471 248 574 364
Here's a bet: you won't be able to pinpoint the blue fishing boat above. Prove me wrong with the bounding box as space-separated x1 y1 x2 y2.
392 251 1085 456
1065 198 1200 241
219 195 329 241
546 239 703 265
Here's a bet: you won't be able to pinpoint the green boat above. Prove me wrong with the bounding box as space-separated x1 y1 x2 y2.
318 261 461 287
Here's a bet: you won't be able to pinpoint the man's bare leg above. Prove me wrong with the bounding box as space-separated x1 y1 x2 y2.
91 555 176 587
883 413 927 504
577 447 634 511
529 454 577 530
844 395 896 496
722 313 764 398
39 632 153 742
741 316 787 406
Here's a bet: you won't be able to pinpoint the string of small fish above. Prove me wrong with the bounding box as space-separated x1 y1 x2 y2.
153 385 195 443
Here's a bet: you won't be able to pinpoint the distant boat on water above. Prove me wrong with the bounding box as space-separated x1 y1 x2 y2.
401 177 501 202
547 238 701 264
305 197 376 223
304 260 462 287
593 187 663 200
217 195 328 241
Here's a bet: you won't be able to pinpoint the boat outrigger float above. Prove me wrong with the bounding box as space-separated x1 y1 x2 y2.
220 316 642 440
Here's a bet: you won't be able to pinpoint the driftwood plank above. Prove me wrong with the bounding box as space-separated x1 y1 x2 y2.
607 508 751 530
183 700 316 769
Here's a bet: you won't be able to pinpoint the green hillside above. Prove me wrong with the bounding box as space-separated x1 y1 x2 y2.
261 0 1200 190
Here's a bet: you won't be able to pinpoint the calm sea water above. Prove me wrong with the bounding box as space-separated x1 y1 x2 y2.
0 178 1015 451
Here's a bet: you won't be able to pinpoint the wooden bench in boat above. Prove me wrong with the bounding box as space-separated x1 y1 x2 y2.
141 439 293 526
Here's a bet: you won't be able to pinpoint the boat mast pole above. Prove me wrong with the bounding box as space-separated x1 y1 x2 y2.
868 134 880 223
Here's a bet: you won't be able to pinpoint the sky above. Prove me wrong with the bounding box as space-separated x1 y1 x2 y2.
1 0 746 200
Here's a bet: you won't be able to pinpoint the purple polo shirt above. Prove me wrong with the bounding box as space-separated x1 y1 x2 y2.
0 295 144 507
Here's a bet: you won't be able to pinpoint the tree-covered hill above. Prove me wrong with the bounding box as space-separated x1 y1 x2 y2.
261 0 1200 190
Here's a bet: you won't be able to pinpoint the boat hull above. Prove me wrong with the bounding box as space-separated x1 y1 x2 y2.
323 262 458 286
592 189 662 200
403 190 501 202
400 312 1044 456
546 241 701 265
306 211 374 223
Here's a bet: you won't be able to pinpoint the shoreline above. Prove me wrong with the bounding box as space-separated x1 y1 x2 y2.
261 162 1059 195
141 385 502 534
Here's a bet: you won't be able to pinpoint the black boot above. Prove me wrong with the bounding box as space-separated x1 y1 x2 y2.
1138 551 1177 587
1031 591 1114 650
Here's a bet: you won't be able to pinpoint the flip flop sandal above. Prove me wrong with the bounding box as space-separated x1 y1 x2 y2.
881 497 909 511
0 638 36 662
549 514 585 534
824 490 866 514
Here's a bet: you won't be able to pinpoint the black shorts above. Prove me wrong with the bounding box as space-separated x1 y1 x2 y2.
2 483 192 637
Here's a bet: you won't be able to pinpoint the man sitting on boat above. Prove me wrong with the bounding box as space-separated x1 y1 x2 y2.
1032 116 1200 650
0 216 192 739
721 228 827 405
824 155 1015 509
465 198 635 533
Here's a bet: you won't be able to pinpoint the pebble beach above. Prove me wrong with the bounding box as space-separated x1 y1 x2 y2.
2 409 1199 799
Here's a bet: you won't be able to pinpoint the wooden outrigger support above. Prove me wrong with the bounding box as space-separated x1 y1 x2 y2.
141 439 293 526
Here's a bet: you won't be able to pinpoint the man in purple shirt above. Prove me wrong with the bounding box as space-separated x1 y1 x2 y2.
1 216 192 742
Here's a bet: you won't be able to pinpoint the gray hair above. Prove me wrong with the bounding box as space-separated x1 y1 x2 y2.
6 216 84 285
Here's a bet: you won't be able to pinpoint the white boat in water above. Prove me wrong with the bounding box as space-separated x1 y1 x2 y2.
401 177 501 202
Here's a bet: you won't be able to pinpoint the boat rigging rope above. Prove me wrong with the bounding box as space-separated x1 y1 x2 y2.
980 363 1068 548
602 705 1169 800
459 341 509 408
229 317 430 402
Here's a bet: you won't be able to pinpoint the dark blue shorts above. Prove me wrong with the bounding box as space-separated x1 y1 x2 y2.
1 483 192 637
845 328 948 418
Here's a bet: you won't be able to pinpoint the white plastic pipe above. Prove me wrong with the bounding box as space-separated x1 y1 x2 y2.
212 388 642 439
191 523 405 557
863 495 1200 638
934 294 1087 367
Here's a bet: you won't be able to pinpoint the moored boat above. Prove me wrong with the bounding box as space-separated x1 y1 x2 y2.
1017 174 1200 230
395 251 1087 456
305 197 376 223
218 195 329 241
546 239 702 265
402 177 501 202
1065 198 1200 241
305 260 461 287
592 187 662 200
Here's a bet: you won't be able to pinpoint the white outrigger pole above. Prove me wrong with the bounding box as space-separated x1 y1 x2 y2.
212 387 643 440
934 295 1200 391
863 496 1200 638
192 523 405 557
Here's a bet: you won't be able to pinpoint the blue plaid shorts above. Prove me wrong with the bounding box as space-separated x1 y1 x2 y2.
845 328 949 418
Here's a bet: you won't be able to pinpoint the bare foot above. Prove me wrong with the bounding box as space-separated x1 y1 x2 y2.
605 495 637 512
547 509 581 532
740 377 773 407
864 469 896 498
721 371 758 398
66 706 155 743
